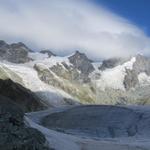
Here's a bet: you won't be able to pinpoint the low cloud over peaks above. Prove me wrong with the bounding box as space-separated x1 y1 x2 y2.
0 0 150 60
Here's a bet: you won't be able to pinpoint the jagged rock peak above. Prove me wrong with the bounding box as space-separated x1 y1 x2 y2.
40 49 56 57
0 40 31 51
68 50 94 75
10 42 32 52
0 40 31 63
69 50 93 62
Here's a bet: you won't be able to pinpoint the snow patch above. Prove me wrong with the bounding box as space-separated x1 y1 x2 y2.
28 52 72 68
123 57 136 70
97 57 136 91
29 52 49 60
92 62 102 71
138 72 150 86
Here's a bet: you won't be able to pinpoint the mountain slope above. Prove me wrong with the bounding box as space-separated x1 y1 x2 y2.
30 51 150 105
0 61 78 107
0 79 46 112
1 41 150 105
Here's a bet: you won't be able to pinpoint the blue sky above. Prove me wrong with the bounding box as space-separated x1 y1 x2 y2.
95 0 150 35
0 0 150 59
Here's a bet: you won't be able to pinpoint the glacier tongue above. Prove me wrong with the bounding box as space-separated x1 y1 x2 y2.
26 105 150 150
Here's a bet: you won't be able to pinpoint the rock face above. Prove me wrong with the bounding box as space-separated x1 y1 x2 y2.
33 52 150 105
34 63 95 104
133 54 150 75
99 57 124 70
0 40 31 63
123 55 150 90
40 50 56 57
123 69 139 90
2 39 150 106
68 51 94 75
0 95 49 150
0 79 46 112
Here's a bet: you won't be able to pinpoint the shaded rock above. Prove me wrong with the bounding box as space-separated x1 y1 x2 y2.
0 95 49 150
0 40 10 57
123 55 150 90
99 57 125 71
0 41 31 63
0 79 47 112
133 54 150 75
40 50 56 57
68 51 94 75
123 69 139 90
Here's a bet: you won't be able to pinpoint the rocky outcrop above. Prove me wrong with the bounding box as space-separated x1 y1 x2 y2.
0 95 50 150
68 51 94 75
99 57 124 70
123 55 150 90
40 50 56 57
34 63 95 104
0 79 47 112
123 69 139 90
133 54 150 75
0 40 9 57
0 40 31 63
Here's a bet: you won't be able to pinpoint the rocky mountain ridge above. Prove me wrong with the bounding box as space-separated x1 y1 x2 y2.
0 40 32 63
1 40 150 105
1 40 150 150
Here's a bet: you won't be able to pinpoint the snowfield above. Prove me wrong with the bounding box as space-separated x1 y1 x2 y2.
138 72 150 86
28 52 72 68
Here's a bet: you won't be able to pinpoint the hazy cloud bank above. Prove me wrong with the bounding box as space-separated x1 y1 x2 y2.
0 0 150 60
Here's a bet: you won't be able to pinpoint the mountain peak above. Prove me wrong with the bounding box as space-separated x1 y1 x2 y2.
68 50 94 75
74 50 83 55
0 41 31 63
10 42 32 52
70 50 93 62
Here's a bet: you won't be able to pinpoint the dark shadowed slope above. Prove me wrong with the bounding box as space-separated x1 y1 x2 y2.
0 95 50 150
0 79 47 112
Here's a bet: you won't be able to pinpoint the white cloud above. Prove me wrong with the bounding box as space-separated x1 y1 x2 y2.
0 0 150 60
